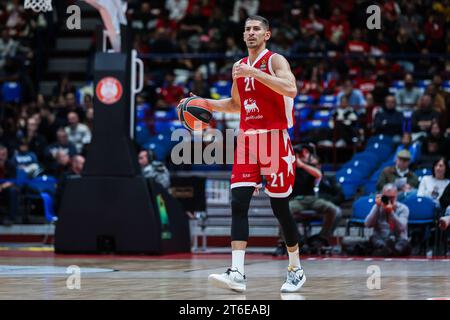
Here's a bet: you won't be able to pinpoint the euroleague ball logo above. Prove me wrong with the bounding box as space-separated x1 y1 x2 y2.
96 77 123 105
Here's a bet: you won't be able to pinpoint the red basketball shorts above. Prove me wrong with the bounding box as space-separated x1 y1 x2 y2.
230 129 296 198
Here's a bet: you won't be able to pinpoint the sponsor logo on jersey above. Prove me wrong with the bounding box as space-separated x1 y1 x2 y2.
244 98 260 114
260 58 267 71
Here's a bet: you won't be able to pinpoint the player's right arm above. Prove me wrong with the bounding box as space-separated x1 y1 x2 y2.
203 62 241 114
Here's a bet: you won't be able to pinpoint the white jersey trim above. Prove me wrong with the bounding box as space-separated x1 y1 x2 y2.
247 49 268 67
284 96 294 128
264 185 293 198
231 182 263 189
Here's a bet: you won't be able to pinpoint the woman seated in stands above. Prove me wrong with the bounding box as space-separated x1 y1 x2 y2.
417 157 449 205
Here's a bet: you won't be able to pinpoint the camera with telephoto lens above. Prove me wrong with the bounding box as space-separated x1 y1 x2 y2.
381 195 390 205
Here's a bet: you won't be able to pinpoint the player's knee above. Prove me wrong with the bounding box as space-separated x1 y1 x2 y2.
231 187 253 217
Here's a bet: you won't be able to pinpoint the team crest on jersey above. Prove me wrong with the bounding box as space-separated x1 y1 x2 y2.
260 58 267 71
244 98 260 114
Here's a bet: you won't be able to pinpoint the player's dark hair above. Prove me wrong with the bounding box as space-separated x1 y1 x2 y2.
245 15 270 30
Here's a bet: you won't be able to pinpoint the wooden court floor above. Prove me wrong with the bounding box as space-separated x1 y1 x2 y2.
0 251 449 300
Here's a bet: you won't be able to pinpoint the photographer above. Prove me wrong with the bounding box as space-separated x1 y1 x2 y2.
365 183 411 256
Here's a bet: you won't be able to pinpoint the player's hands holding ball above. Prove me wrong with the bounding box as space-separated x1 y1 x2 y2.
177 92 213 131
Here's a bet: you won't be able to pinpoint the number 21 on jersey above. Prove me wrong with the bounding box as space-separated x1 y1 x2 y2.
244 77 255 91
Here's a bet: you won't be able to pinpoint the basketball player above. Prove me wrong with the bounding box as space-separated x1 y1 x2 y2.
193 16 305 292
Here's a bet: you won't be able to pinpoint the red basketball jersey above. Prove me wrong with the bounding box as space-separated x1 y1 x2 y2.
236 49 294 132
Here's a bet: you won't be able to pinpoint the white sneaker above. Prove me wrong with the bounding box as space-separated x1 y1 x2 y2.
280 266 306 293
208 268 246 292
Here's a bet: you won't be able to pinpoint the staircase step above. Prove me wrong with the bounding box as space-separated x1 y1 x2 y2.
56 37 92 51
39 80 88 96
47 58 88 73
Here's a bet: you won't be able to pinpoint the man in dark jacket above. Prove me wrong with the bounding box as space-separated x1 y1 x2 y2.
373 95 404 138
411 94 440 133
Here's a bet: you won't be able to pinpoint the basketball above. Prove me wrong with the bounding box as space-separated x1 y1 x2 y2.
177 96 213 131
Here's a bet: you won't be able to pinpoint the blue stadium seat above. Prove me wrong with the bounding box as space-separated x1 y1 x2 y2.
318 95 337 108
299 120 330 133
403 196 436 225
366 134 393 147
347 195 376 235
392 80 405 89
312 110 332 121
443 80 450 93
416 79 431 89
403 195 438 255
135 124 151 146
1 82 21 103
294 95 313 109
210 81 232 99
154 120 184 135
28 175 57 194
336 175 362 200
415 168 432 178
136 103 151 121
154 109 178 121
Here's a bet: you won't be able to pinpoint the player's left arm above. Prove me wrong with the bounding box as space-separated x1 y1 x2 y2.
233 54 297 98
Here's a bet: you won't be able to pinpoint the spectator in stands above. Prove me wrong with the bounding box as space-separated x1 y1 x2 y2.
138 149 171 189
54 155 85 215
156 72 185 109
331 95 362 147
439 183 450 231
310 156 345 206
395 73 422 109
21 117 47 162
417 137 444 169
288 143 342 250
417 157 450 204
377 150 419 200
393 132 420 164
12 139 42 178
189 71 210 99
64 112 91 154
411 94 440 134
420 121 449 159
373 95 404 139
336 79 366 110
46 150 71 179
365 183 411 256
44 128 77 172
425 83 446 114
0 144 19 226
324 7 350 50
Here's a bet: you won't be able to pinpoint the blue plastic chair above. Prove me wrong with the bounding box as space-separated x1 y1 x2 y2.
294 95 313 108
366 134 393 148
154 120 184 135
135 124 151 146
312 110 332 121
27 175 57 194
403 196 436 225
347 195 376 235
403 195 437 254
443 80 450 93
154 109 178 121
319 95 337 108
1 82 21 103
210 81 232 99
